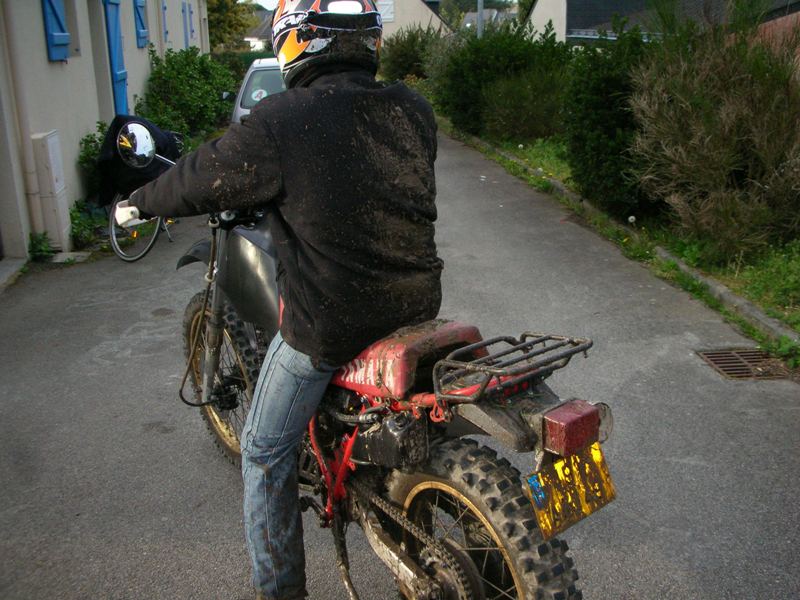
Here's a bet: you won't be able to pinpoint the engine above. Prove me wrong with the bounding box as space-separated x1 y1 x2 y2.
320 390 428 470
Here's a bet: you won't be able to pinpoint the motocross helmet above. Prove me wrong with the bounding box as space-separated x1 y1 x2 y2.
271 0 382 88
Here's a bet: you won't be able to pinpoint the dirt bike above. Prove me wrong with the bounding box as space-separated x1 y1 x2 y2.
114 121 616 600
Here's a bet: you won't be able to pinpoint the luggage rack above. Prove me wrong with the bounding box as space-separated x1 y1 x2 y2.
432 333 593 404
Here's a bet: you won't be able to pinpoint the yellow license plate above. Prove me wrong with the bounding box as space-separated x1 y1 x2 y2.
525 442 616 540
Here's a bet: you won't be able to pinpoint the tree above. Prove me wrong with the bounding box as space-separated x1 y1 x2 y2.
207 0 260 49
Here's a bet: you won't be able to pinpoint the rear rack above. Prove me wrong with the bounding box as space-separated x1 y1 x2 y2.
433 333 593 404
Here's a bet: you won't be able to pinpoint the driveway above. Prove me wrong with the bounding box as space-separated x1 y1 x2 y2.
1 133 798 599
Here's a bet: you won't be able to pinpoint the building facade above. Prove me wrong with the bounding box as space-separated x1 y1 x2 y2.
377 0 448 38
0 0 209 260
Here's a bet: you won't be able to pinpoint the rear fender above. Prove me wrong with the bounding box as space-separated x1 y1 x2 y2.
445 383 561 453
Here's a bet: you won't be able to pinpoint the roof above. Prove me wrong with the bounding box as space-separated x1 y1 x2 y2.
245 10 273 41
250 57 280 69
566 0 800 39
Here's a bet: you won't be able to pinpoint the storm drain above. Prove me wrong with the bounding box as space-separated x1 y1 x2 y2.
697 349 789 380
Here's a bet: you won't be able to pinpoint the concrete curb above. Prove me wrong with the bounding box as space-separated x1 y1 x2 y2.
654 247 800 344
440 120 800 346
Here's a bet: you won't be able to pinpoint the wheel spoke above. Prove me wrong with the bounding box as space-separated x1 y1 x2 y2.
480 574 517 600
439 500 471 542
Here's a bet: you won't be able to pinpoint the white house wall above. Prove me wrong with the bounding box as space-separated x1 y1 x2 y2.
379 0 448 39
0 5 30 259
0 0 207 259
527 0 567 41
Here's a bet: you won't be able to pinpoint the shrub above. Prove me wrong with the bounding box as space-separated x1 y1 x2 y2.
434 26 535 133
69 200 106 250
28 232 54 262
135 47 237 137
432 24 570 135
563 22 651 217
422 33 464 107
630 4 800 263
402 74 437 106
78 121 107 199
482 26 571 141
380 25 442 81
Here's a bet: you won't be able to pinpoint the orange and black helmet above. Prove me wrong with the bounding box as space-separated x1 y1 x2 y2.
272 0 382 88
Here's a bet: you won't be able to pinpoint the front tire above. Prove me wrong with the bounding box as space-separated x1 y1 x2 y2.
183 291 262 466
386 439 580 600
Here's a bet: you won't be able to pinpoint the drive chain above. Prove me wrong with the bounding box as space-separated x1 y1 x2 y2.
347 477 475 600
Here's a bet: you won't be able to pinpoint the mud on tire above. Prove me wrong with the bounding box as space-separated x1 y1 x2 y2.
183 291 263 466
386 438 580 600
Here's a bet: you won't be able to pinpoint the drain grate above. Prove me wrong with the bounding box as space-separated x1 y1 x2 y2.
697 349 789 380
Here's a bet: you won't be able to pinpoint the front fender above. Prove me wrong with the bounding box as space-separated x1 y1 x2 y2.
176 239 211 269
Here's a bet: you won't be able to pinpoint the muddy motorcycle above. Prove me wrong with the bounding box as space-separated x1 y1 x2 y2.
114 122 616 600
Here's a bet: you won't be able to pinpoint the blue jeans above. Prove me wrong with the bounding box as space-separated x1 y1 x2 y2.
241 332 336 599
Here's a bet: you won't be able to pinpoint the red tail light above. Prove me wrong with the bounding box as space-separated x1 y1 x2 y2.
543 399 600 457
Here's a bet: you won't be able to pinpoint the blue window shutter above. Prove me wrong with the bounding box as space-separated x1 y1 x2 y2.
182 2 189 48
162 0 168 42
189 3 195 39
134 0 149 48
41 0 71 61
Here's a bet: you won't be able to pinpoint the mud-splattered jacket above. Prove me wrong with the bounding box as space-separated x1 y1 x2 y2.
131 70 443 365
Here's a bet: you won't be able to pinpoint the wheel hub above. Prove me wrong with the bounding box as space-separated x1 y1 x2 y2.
420 538 484 600
211 376 241 411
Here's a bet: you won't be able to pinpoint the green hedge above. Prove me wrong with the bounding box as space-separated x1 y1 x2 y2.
135 47 237 137
630 12 800 263
430 24 570 136
563 24 651 217
380 25 442 81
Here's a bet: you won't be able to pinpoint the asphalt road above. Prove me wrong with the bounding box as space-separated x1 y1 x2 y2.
1 133 798 600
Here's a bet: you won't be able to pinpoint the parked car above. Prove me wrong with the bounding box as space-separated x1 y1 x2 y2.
231 58 286 124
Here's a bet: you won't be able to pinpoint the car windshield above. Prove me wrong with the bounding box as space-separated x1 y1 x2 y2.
240 68 286 109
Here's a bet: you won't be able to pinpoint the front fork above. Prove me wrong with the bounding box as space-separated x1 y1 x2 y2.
200 219 230 406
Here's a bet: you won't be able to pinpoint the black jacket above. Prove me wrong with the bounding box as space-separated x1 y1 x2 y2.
131 70 443 365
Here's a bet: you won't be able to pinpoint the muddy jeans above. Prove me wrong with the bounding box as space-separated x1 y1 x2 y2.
241 332 336 599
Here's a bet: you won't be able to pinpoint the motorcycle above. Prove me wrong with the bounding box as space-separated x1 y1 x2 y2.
114 121 616 600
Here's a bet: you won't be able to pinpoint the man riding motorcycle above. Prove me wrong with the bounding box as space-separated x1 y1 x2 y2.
117 0 443 597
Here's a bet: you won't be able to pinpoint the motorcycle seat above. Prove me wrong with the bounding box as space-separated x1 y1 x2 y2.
330 319 483 399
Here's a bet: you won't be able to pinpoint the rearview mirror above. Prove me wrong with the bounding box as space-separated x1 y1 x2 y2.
116 122 155 168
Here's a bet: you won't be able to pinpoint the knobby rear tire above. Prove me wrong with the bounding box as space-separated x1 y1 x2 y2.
386 438 581 600
182 291 262 466
109 193 162 262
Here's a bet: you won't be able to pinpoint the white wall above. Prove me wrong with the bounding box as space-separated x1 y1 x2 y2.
0 0 208 258
527 0 567 41
379 0 449 39
0 5 30 258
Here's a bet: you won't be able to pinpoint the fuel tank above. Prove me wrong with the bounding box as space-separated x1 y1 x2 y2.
218 216 280 335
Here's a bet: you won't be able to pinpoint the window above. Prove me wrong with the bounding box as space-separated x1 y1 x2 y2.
133 0 149 48
240 69 286 109
377 0 395 23
41 0 71 61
